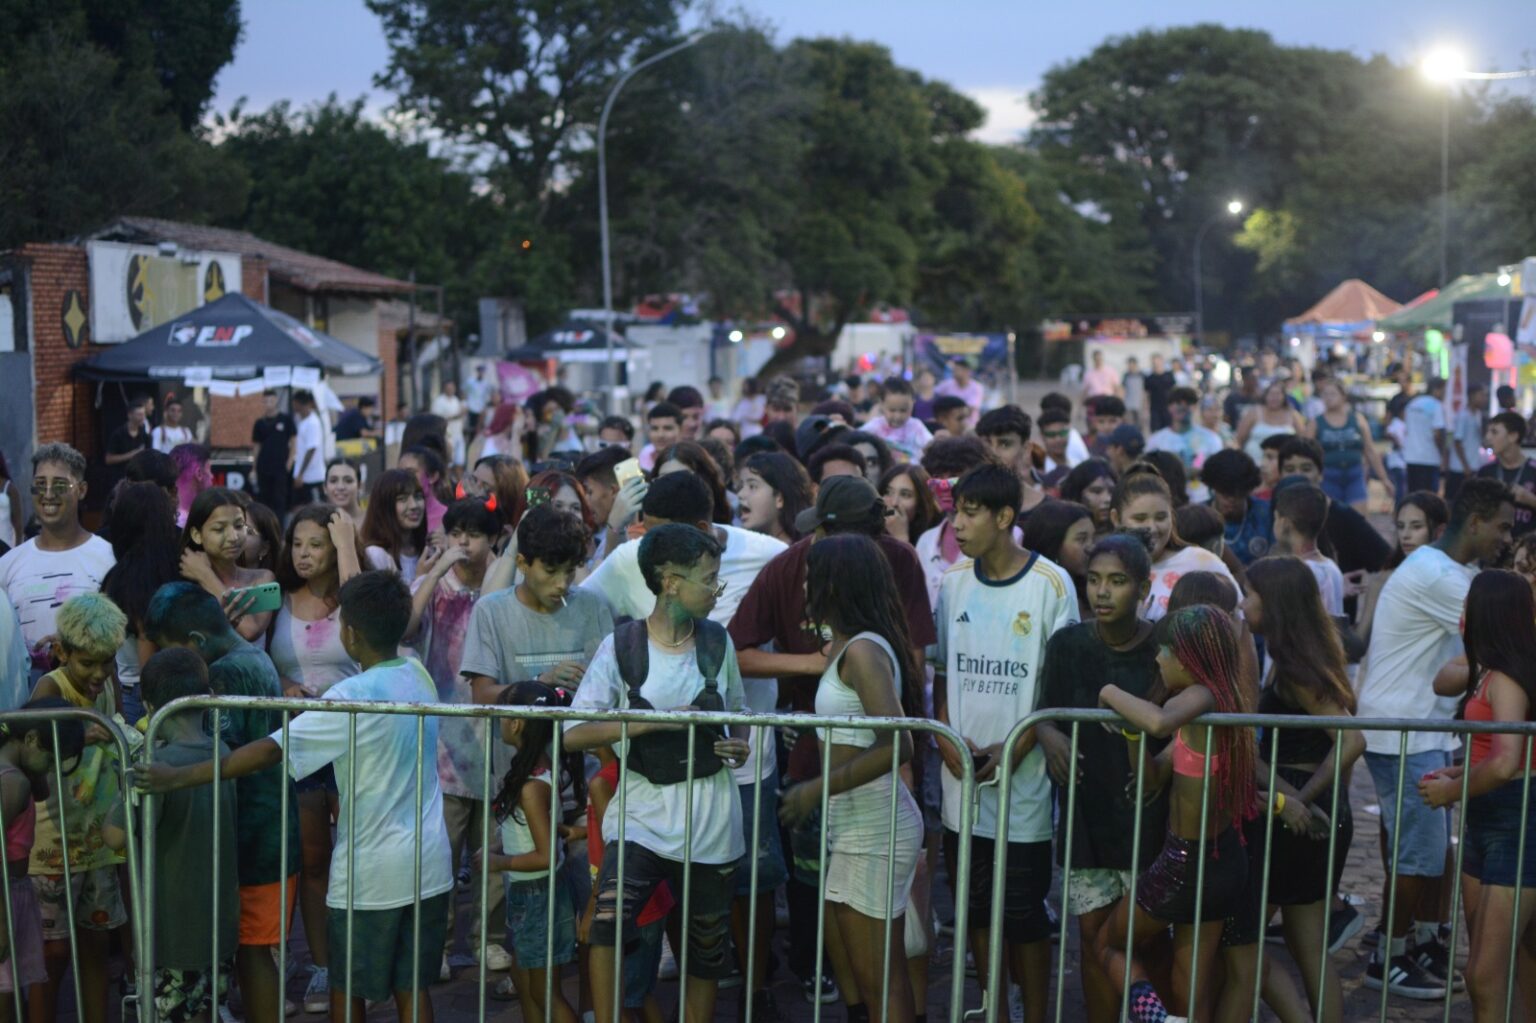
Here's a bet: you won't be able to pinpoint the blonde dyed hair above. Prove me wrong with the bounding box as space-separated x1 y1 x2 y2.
56 593 127 657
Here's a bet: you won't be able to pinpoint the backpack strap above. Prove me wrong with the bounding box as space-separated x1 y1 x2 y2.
613 619 651 704
693 618 728 689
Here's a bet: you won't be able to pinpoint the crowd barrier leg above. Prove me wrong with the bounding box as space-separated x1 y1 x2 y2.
1377 732 1411 1023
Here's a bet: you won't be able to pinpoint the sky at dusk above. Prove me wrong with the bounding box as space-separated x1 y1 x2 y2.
213 1 1536 144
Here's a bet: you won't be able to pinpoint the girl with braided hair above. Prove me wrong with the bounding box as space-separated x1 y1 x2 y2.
1096 604 1258 1023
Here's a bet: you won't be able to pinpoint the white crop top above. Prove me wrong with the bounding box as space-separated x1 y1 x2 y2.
815 632 900 749
499 767 563 881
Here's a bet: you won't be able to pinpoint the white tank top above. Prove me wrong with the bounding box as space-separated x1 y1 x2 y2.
815 632 900 749
499 767 563 881
268 599 358 696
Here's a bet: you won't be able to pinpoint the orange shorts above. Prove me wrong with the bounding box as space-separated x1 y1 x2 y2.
239 876 299 947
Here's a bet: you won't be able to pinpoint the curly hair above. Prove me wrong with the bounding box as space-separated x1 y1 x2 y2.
516 503 591 571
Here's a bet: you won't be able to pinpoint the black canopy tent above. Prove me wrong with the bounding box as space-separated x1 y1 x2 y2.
75 292 382 381
504 321 630 364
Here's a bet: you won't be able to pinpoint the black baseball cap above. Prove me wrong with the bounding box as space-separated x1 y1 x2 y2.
794 475 886 535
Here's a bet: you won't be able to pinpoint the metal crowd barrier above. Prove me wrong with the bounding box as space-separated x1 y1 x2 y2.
987 708 1536 1023
0 705 142 1022
137 696 976 1023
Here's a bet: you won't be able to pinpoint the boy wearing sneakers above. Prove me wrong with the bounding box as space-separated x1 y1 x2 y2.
931 464 1079 1023
135 572 454 1022
565 524 751 1023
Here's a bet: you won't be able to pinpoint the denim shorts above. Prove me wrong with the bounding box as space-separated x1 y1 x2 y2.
1364 750 1452 877
504 872 578 969
735 779 789 896
1066 868 1133 917
327 892 450 1002
1322 463 1367 506
1463 781 1536 888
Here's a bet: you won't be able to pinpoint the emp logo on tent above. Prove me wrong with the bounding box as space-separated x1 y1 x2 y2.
170 323 253 347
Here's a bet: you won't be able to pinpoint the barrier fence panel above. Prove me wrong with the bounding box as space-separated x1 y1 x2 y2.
986 708 1536 1023
138 695 976 1023
0 705 142 1022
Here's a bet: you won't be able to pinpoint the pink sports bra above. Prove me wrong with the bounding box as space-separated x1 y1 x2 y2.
1172 730 1224 779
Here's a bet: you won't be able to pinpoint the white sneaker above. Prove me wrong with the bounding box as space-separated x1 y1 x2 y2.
1007 983 1023 1023
440 954 452 981
478 943 513 972
302 966 329 1014
657 937 679 981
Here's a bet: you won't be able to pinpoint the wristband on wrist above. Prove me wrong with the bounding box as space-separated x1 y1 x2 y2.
1121 728 1141 742
1272 792 1287 817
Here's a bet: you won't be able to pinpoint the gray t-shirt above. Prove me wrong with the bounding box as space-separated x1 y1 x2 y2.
457 587 615 784
151 735 239 969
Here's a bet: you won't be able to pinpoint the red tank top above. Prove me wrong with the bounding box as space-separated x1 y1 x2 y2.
1466 672 1535 771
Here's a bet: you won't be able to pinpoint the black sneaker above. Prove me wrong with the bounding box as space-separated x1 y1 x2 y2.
800 974 838 1005
1361 928 1383 954
1363 954 1447 1000
745 989 784 1023
1411 937 1465 992
1327 903 1365 955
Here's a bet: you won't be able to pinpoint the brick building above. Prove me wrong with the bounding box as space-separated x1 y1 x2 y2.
0 217 428 517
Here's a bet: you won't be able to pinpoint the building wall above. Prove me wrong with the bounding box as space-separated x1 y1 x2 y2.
24 244 99 454
327 297 384 402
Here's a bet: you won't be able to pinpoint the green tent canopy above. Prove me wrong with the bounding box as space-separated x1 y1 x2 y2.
1377 273 1515 333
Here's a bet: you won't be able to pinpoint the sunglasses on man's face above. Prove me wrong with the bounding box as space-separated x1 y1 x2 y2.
30 480 76 498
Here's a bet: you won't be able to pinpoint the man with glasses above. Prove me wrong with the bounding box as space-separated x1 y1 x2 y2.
0 444 115 682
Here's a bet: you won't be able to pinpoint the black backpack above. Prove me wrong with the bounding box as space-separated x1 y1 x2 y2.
614 617 729 785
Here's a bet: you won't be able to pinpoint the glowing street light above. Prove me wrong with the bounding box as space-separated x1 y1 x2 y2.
1421 47 1467 82
770 326 787 340
1193 199 1245 347
728 329 744 343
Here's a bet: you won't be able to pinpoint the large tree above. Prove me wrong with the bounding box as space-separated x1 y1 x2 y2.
365 0 684 221
0 18 246 248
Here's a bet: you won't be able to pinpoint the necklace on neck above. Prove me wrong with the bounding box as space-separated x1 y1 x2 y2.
647 617 695 649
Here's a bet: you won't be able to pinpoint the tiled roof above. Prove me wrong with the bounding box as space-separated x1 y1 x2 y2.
94 216 414 296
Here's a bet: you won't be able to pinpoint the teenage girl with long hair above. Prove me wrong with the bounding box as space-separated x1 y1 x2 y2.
1022 501 1096 618
880 464 941 547
1422 570 1536 1022
1110 467 1239 620
781 533 926 1023
465 454 530 540
362 468 428 582
739 451 815 544
323 458 366 528
1060 459 1117 537
100 482 181 724
1239 556 1367 1023
237 495 283 575
1354 491 1448 646
270 504 367 1006
180 487 276 641
484 681 585 1023
1098 604 1259 1023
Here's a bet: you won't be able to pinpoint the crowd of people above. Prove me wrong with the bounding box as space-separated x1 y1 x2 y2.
0 348 1533 1023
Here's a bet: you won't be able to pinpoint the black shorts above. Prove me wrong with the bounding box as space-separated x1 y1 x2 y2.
1136 827 1246 928
942 830 1053 945
1264 766 1353 907
588 841 739 980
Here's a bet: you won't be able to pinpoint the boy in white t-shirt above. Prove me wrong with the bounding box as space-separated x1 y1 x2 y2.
1272 483 1346 616
931 464 1078 1023
566 524 750 1023
861 377 933 460
134 571 453 1021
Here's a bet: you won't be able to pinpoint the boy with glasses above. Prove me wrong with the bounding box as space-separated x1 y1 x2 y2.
0 444 115 682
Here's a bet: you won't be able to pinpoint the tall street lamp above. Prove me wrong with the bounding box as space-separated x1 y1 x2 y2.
1193 199 1244 349
599 32 707 411
1420 48 1536 286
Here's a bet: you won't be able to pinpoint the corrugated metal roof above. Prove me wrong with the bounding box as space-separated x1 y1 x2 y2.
94 216 414 296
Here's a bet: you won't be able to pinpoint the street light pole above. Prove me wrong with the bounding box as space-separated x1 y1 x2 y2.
600 32 707 412
1439 87 1450 285
1193 200 1243 349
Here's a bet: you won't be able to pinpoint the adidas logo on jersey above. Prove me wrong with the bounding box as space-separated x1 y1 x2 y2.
955 611 971 623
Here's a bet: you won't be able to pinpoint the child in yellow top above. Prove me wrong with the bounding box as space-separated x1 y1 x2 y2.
28 593 128 1023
